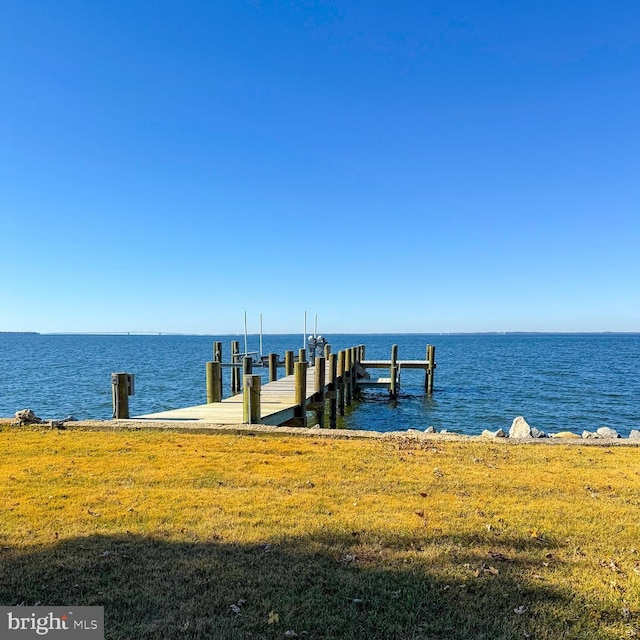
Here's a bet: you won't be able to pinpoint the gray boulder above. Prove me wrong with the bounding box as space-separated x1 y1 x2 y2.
424 426 437 434
509 416 545 438
582 430 596 439
482 428 506 438
629 430 640 439
13 409 43 426
596 426 620 439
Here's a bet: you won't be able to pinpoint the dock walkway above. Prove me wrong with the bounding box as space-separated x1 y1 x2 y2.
136 366 321 425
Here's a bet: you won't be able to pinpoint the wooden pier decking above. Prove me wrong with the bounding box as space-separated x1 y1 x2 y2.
117 343 436 427
135 365 323 426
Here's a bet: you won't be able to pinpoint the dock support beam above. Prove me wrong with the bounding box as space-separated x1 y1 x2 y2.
268 353 278 382
328 353 337 428
313 356 325 427
390 344 398 400
337 350 345 415
206 361 222 403
344 349 352 406
231 341 240 394
111 372 131 419
285 350 294 376
294 361 308 426
243 374 261 424
426 344 436 394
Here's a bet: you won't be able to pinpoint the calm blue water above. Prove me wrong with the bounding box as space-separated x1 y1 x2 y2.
1 333 638 436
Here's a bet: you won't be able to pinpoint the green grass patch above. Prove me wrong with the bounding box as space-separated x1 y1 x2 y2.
1 427 639 639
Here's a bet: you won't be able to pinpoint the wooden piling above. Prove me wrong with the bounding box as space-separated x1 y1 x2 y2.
231 340 240 394
299 348 306 363
285 350 294 376
328 353 337 428
314 356 326 427
337 350 345 415
390 344 398 399
111 372 130 419
206 361 222 403
213 341 222 363
324 343 331 359
268 352 278 382
242 374 261 424
294 361 308 426
344 348 352 406
426 344 436 394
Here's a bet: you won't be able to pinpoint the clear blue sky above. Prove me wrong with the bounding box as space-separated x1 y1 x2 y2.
2 1 638 334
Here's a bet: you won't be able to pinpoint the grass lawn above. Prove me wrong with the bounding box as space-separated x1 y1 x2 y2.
1 426 639 639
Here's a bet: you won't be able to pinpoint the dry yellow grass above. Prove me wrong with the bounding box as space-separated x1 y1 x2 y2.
1 426 639 639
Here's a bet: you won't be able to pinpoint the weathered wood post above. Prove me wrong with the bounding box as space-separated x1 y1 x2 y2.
213 341 223 398
344 348 352 406
242 356 252 391
206 361 222 403
314 355 326 427
268 352 278 382
111 372 131 419
299 348 306 364
328 352 337 428
390 344 398 400
294 360 308 426
337 350 345 415
324 343 331 359
285 350 294 376
426 344 436 394
231 340 240 394
243 374 261 424
351 346 361 398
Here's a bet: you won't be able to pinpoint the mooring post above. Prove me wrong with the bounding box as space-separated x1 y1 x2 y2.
268 352 278 382
299 348 306 364
242 356 252 391
328 352 337 428
294 361 308 426
231 340 240 394
344 348 352 406
426 344 436 394
213 341 222 363
111 372 131 419
324 343 331 359
337 350 345 415
285 350 294 376
390 344 398 400
314 355 326 427
206 361 222 403
243 374 261 424
352 346 361 398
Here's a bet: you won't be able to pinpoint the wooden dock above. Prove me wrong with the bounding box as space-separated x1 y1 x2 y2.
135 365 323 426
114 343 436 428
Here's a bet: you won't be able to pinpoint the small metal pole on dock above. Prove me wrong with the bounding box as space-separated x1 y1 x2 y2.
337 350 345 415
206 361 222 403
426 344 436 394
268 353 278 382
231 340 240 394
243 374 261 424
390 344 398 400
294 361 308 426
111 372 132 419
285 350 294 376
314 355 326 427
